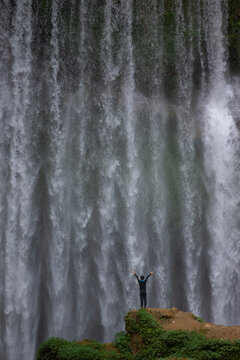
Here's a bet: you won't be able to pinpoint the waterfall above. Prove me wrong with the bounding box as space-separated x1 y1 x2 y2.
0 1 240 359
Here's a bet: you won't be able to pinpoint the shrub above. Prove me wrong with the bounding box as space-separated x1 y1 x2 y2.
57 343 103 360
37 336 121 360
36 337 69 360
113 331 132 355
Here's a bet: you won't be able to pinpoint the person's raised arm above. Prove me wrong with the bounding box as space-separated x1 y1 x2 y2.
132 270 139 281
145 271 154 282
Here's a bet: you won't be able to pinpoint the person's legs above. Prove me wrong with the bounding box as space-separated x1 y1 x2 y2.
140 294 144 308
144 294 147 308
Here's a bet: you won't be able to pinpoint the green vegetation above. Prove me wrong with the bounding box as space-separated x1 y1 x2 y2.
228 0 240 73
191 314 205 323
37 309 240 360
36 336 121 360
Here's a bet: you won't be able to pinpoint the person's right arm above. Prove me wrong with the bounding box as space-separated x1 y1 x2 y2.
132 270 139 281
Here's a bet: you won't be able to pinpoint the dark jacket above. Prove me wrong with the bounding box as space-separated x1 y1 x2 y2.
134 274 151 294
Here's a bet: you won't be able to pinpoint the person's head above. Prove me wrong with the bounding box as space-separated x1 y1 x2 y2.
140 275 144 280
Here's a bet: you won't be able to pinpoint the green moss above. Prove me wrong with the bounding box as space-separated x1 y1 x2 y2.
191 314 205 323
228 0 240 73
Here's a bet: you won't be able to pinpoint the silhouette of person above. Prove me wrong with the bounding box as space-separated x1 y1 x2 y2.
132 270 153 308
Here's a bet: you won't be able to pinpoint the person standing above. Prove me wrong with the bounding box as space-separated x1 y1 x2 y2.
132 270 153 308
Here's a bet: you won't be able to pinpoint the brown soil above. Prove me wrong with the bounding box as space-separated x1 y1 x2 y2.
128 308 240 341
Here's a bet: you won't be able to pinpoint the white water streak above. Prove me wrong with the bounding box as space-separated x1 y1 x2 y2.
4 1 35 359
48 0 69 334
203 0 240 324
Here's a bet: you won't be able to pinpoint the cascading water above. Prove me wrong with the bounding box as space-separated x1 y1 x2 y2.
202 0 240 325
0 1 239 359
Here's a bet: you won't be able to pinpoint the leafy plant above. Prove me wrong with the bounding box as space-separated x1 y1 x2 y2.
37 336 121 360
113 331 133 358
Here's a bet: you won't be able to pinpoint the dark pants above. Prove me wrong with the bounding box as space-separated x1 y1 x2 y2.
140 293 147 308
